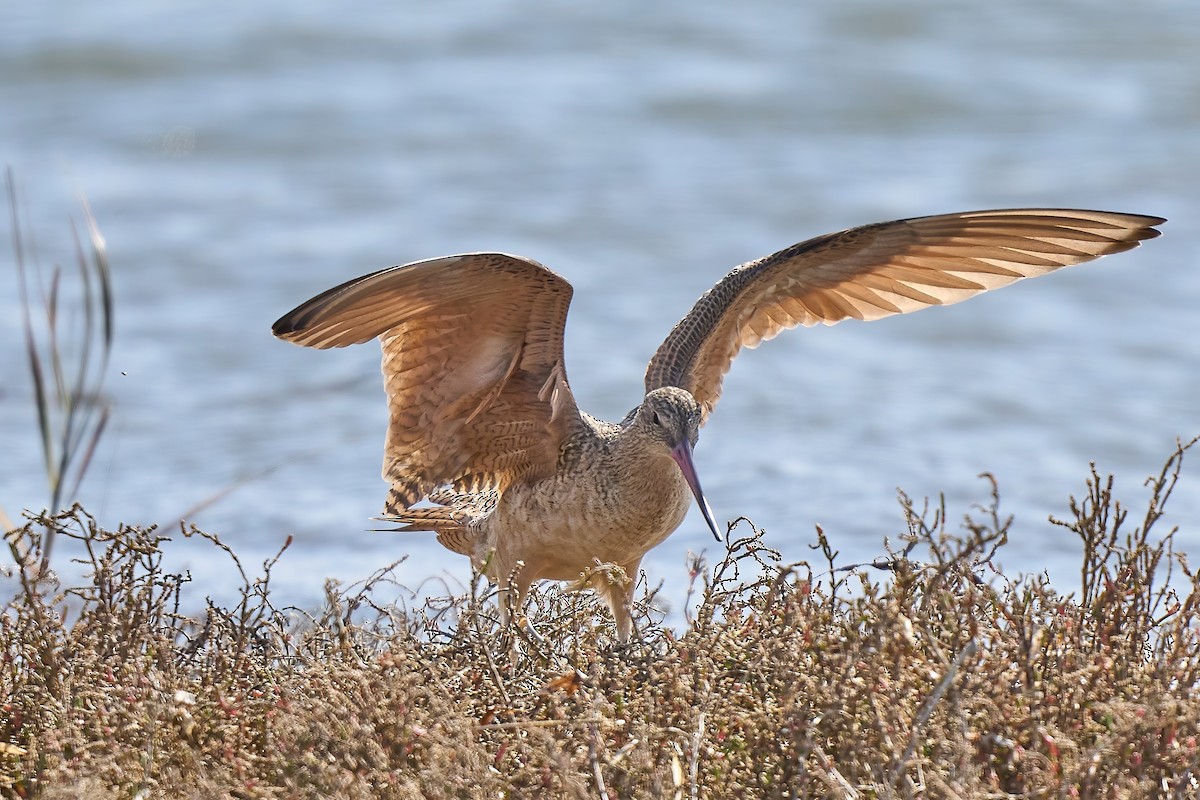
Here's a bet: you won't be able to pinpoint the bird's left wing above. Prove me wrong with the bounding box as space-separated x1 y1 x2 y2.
644 209 1164 424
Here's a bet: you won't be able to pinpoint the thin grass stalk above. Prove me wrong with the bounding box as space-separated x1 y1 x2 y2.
9 177 54 494
4 169 114 574
61 205 113 504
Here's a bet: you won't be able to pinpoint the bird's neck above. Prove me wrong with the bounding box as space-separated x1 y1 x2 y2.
608 428 690 506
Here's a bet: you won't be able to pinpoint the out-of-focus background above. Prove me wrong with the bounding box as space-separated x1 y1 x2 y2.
2 1 1197 610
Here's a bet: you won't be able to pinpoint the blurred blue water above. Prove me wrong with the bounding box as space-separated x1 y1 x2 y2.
2 0 1197 614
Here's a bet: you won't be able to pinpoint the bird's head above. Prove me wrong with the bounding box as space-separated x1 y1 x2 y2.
638 387 721 541
638 386 701 448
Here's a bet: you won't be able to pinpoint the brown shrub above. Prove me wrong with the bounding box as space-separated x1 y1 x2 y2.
3 439 1198 798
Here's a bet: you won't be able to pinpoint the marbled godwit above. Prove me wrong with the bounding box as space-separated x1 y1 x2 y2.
273 208 1162 641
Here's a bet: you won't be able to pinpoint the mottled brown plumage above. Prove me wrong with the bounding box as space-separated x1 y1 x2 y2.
273 208 1163 641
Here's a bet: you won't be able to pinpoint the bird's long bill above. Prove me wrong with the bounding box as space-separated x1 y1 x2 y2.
669 441 722 542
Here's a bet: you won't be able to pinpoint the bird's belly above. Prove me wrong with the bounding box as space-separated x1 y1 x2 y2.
488 463 692 581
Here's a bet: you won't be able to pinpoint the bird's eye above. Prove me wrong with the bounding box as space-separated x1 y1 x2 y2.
652 411 664 427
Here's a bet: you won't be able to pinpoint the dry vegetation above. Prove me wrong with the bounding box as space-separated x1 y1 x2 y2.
2 440 1198 799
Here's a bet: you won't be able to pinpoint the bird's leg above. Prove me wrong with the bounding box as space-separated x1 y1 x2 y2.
593 558 642 644
497 560 536 644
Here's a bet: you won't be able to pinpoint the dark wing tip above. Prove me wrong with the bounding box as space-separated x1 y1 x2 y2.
271 300 335 341
1110 212 1166 250
271 309 303 339
271 252 565 347
1139 215 1167 238
1112 211 1166 239
271 267 384 344
271 300 340 346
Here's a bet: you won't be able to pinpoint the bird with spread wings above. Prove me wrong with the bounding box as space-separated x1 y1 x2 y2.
274 208 1163 641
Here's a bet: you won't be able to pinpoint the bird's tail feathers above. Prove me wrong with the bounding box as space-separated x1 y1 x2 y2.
374 487 494 557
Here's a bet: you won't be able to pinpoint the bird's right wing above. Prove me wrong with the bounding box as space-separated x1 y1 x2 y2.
644 208 1164 424
273 253 580 514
